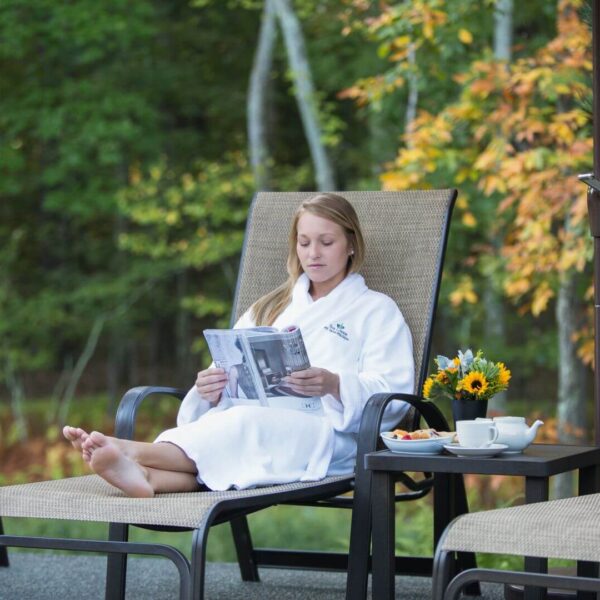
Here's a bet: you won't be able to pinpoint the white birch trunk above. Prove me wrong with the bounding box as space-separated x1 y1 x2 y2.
493 0 513 61
272 0 336 190
487 0 513 414
247 0 277 190
553 269 588 498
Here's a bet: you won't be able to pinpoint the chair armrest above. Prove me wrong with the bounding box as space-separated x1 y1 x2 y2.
356 392 450 461
114 386 187 440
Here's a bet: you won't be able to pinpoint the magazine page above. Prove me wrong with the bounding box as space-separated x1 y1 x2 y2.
244 327 324 414
203 329 267 406
203 326 324 414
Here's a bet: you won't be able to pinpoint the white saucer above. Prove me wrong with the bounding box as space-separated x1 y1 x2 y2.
443 443 509 457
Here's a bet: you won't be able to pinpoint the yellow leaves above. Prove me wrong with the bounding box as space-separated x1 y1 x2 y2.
458 29 473 45
365 0 594 328
461 212 477 228
381 171 419 190
456 197 468 210
559 245 586 272
449 276 478 308
389 35 414 62
504 278 531 298
454 167 473 185
558 232 591 272
531 281 554 316
473 137 505 171
338 75 403 106
479 174 507 196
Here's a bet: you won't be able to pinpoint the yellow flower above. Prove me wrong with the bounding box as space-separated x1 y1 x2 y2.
459 371 489 397
422 376 434 399
497 362 511 387
436 370 450 384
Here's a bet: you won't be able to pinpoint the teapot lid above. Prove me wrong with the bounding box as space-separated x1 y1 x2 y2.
493 416 525 423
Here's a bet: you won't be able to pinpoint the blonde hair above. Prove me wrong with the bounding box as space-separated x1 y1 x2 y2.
252 193 365 326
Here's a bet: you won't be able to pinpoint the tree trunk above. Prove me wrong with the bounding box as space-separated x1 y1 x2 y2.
248 0 277 191
176 271 192 383
272 0 336 190
57 316 106 426
4 356 28 441
486 239 508 414
487 0 513 414
553 269 588 498
493 0 513 61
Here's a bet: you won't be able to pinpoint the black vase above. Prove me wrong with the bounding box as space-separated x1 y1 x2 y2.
451 398 488 428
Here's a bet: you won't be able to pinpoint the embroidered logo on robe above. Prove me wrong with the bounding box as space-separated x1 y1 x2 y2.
324 322 349 341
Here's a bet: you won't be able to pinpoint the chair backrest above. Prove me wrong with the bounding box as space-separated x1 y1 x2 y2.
231 190 456 392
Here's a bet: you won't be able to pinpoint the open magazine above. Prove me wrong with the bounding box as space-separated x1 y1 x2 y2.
203 326 323 414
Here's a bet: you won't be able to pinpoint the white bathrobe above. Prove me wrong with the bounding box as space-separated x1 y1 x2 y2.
156 273 414 490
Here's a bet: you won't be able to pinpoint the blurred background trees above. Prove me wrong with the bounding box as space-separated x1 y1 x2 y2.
0 0 595 462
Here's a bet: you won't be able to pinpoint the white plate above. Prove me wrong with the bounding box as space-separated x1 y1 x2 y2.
443 443 508 457
381 433 456 454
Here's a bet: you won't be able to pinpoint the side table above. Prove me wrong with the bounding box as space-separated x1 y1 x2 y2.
364 444 600 600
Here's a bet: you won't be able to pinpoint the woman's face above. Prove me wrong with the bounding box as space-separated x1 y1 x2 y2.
296 212 351 298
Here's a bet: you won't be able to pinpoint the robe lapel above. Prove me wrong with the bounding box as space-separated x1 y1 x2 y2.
275 273 368 335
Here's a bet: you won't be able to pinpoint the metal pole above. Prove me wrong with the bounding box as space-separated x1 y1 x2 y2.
591 0 600 446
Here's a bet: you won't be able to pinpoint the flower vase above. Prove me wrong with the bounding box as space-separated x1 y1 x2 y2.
451 398 488 428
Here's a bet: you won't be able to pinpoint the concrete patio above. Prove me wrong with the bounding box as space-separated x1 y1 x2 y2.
0 552 508 599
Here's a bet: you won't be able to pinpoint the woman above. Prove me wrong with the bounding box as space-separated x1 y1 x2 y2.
64 193 414 496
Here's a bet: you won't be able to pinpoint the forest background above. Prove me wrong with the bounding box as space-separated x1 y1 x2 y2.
0 0 596 563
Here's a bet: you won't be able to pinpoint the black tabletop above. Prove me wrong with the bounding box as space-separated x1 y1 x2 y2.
364 444 600 477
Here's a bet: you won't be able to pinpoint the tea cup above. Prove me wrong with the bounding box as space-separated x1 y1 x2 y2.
456 420 499 448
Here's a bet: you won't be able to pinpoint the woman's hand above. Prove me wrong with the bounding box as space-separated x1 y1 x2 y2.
195 368 228 404
283 367 340 401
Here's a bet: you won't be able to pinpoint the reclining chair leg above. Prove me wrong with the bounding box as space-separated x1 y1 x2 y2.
105 522 129 600
345 474 373 600
0 518 9 567
230 516 260 581
191 523 212 599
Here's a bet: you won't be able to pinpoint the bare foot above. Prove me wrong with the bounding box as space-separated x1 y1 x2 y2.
63 426 88 450
88 431 154 498
63 426 93 462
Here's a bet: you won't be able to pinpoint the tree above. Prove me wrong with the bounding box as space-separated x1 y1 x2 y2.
370 1 593 466
248 0 278 190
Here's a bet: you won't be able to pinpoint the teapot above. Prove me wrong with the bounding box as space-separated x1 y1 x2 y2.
492 416 544 453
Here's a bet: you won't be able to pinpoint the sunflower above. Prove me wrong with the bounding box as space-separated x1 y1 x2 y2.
497 362 511 387
459 371 489 398
435 370 450 384
422 376 434 399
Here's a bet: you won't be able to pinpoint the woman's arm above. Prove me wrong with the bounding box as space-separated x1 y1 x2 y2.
322 296 415 433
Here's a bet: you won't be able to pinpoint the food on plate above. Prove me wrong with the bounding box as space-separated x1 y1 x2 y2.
387 428 455 441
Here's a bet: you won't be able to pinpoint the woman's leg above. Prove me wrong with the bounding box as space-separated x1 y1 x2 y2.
65 426 197 473
84 432 200 498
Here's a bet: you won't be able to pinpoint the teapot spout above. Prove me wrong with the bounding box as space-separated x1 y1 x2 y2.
526 419 544 443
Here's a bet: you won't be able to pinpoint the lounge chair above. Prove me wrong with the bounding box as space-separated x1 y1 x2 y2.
0 189 457 600
432 493 600 600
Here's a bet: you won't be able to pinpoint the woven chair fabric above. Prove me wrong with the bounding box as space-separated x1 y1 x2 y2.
441 492 600 562
234 190 454 391
0 474 352 529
